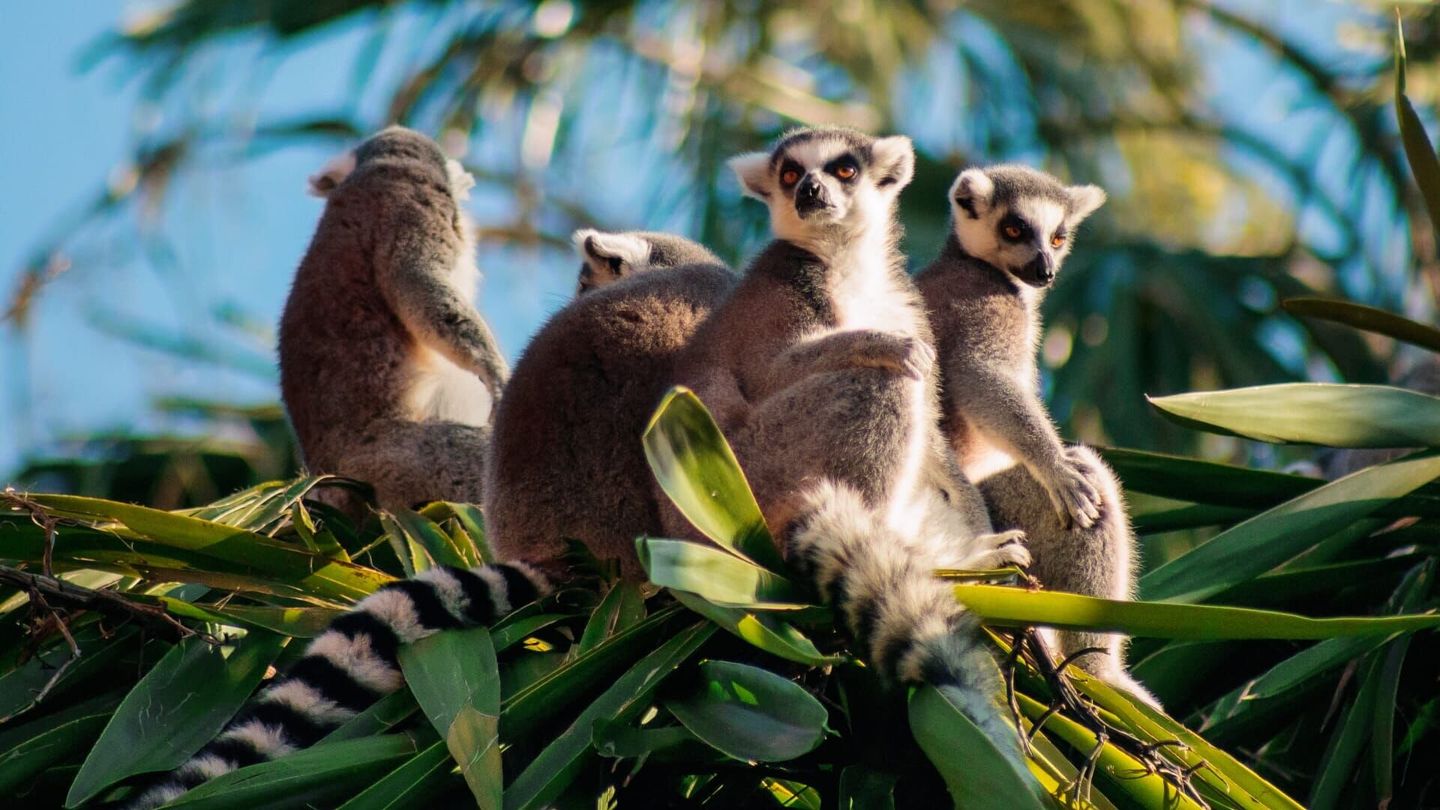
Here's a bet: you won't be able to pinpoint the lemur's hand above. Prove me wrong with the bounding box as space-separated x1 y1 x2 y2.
958 529 1031 570
855 333 934 380
1041 455 1103 530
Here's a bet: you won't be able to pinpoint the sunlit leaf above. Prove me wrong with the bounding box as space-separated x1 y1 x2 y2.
664 660 827 763
1149 384 1440 448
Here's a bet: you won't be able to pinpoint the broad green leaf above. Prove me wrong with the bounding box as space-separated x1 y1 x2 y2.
1101 447 1320 507
671 590 839 666
490 613 570 653
66 630 287 806
391 509 471 570
664 660 827 762
26 494 391 601
334 740 455 810
1141 452 1440 602
157 598 342 637
1149 384 1440 448
642 387 786 573
164 734 423 809
504 622 715 810
502 607 686 738
637 537 803 606
1015 692 1205 809
952 583 1440 639
909 686 1047 810
0 693 119 797
398 627 501 810
1246 635 1391 701
434 502 493 565
184 477 324 532
591 719 711 762
1283 298 1440 354
838 766 897 810
0 623 138 722
1064 670 1302 810
578 582 647 654
323 690 420 744
1396 18 1440 238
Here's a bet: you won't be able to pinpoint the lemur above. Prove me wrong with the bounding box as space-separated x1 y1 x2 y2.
666 127 1027 752
279 126 507 512
485 230 736 581
916 164 1158 707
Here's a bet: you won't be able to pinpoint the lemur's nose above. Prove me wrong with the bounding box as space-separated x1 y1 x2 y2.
798 174 824 200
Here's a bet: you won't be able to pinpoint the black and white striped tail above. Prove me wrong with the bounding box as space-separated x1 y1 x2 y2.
129 562 550 809
788 482 1022 759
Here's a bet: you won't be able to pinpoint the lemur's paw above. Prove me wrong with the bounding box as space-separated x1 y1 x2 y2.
960 529 1031 570
859 333 933 380
1044 459 1102 530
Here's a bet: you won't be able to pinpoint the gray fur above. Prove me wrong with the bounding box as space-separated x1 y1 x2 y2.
573 229 723 293
918 164 1157 706
486 231 736 580
279 126 507 511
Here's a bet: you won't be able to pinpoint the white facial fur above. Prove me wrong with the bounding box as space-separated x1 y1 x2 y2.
729 134 914 260
949 166 1106 289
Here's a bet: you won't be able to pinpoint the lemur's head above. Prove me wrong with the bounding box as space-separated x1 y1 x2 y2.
571 230 723 294
729 127 915 247
949 165 1106 288
307 126 474 203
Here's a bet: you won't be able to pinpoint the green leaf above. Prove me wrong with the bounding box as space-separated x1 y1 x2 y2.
1396 16 1440 238
503 622 715 810
951 584 1440 639
671 590 839 667
1371 636 1411 806
664 660 827 763
838 766 897 810
334 740 455 810
578 582 647 654
1310 652 1383 810
0 693 120 797
1140 452 1440 602
1100 447 1319 508
164 734 423 809
398 627 501 810
66 630 287 806
642 387 786 573
323 690 420 744
636 537 803 606
1282 297 1440 354
390 509 471 570
909 686 1047 810
0 623 138 722
157 598 343 637
1149 383 1440 448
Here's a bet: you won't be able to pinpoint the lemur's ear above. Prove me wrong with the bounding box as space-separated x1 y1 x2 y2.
950 168 994 220
573 229 651 273
307 149 356 198
446 159 476 202
870 135 915 190
728 151 773 201
1065 184 1107 224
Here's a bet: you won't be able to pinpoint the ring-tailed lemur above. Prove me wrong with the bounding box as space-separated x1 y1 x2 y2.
916 164 1158 707
280 126 507 512
666 127 1026 751
486 231 736 581
128 562 549 809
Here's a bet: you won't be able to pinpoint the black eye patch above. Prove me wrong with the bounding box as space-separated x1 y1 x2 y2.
825 155 861 181
998 215 1031 242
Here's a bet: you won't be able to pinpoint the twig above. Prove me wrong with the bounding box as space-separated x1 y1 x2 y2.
0 564 198 642
3 488 59 577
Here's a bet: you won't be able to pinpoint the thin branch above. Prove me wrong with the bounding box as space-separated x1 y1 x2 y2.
0 564 198 642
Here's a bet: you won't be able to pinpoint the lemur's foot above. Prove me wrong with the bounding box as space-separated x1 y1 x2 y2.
959 528 1031 570
1042 457 1102 530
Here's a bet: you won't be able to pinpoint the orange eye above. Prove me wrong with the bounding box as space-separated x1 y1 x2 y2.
781 168 801 186
1003 225 1023 240
1051 233 1066 248
835 164 857 180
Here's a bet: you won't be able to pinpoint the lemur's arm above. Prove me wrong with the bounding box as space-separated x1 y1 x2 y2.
947 360 1100 529
762 330 933 396
380 225 509 400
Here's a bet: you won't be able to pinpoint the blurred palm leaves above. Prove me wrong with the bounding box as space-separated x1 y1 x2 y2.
9 1 1440 484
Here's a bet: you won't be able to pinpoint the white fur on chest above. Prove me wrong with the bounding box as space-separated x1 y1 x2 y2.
403 220 491 427
822 230 917 336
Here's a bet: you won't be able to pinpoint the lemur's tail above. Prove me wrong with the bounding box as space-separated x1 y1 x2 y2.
787 481 1022 760
128 563 550 810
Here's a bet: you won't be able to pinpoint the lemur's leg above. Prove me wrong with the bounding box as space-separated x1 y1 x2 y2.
976 445 1159 708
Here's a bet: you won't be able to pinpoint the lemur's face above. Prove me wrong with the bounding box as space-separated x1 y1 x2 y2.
729 129 915 246
949 166 1106 289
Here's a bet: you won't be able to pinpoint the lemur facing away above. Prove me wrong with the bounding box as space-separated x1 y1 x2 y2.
486 230 736 581
669 127 1027 754
279 126 508 512
917 164 1158 707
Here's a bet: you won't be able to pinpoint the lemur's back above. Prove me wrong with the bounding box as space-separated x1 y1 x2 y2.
279 159 465 471
486 261 735 580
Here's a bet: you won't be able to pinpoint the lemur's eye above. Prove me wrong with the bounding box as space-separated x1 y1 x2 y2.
834 163 857 180
780 166 802 186
1050 233 1067 248
1003 224 1023 240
